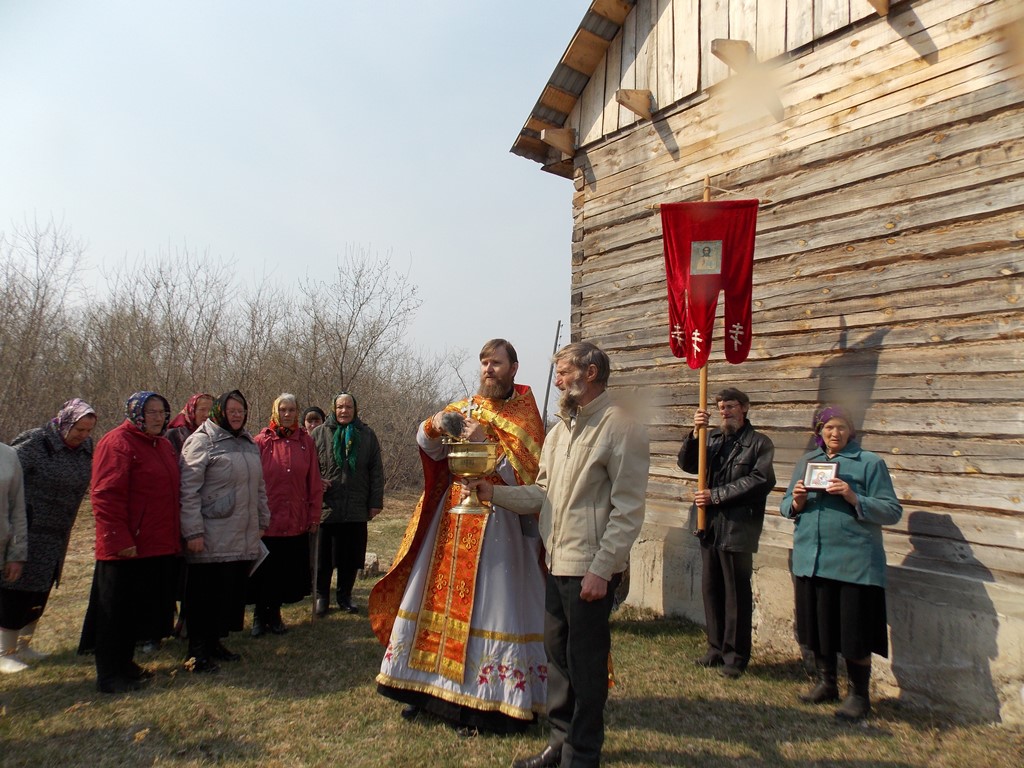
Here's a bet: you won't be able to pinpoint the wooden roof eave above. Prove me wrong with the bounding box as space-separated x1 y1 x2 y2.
509 0 635 176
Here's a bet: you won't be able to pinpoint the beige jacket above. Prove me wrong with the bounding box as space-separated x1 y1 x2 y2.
0 443 27 568
492 390 649 580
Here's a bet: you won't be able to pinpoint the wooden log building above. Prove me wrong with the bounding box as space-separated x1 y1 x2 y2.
511 0 1024 723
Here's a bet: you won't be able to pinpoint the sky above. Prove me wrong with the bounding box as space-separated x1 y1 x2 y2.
0 1 589 410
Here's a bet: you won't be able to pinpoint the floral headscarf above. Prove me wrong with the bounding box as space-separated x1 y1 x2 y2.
331 392 360 475
269 393 299 438
813 405 856 449
125 391 171 436
51 398 96 440
211 390 248 437
168 392 214 431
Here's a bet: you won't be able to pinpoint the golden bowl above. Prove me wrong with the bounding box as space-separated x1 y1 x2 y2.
447 441 500 479
446 441 499 515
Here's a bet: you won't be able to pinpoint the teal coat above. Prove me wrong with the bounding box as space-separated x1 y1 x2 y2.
780 441 902 588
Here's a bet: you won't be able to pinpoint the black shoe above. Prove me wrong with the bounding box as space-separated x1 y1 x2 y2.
511 745 561 768
338 600 358 615
97 676 144 694
400 705 420 721
695 652 725 668
251 615 266 638
455 725 479 738
211 641 240 662
123 662 155 681
315 597 328 618
185 656 220 674
267 609 287 634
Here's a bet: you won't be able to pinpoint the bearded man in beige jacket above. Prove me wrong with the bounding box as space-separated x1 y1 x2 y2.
473 341 649 768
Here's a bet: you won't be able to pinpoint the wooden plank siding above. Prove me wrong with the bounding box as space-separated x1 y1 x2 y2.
514 0 890 167
561 0 1024 637
583 0 886 145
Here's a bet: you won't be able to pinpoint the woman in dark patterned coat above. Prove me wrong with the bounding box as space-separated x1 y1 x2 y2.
0 399 96 674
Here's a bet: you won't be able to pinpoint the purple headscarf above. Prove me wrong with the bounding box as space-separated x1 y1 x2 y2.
51 398 97 440
813 406 856 449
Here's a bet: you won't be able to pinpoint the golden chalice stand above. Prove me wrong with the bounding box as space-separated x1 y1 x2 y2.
445 440 499 515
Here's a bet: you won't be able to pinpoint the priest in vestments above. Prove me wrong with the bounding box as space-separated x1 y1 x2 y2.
369 339 546 734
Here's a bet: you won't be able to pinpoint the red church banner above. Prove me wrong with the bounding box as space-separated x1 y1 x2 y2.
660 200 759 369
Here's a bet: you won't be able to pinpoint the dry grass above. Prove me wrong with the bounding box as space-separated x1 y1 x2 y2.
2 491 1022 767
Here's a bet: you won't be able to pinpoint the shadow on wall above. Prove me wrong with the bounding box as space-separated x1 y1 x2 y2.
889 511 1001 722
807 320 890 450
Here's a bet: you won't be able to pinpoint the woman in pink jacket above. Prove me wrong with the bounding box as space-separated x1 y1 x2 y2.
79 391 181 693
250 394 322 636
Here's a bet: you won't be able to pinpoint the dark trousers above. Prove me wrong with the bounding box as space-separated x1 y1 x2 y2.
92 560 141 685
316 522 367 604
701 545 753 669
544 573 620 768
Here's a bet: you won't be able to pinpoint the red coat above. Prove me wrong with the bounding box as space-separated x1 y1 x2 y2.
254 427 322 537
91 420 181 560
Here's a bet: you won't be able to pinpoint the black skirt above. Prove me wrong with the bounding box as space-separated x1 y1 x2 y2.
248 534 312 607
794 575 889 659
0 587 50 630
185 560 251 639
78 555 179 654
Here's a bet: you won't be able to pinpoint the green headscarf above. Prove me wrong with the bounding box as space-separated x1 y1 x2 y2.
331 392 360 475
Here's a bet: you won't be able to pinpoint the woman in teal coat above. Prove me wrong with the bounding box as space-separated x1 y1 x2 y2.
780 406 902 722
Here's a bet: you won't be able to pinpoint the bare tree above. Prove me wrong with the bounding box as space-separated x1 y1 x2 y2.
1 225 456 488
297 247 419 396
0 218 84 440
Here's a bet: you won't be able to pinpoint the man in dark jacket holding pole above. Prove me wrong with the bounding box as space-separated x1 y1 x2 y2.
678 387 774 679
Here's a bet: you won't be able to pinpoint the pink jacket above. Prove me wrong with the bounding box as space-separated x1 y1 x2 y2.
254 427 323 537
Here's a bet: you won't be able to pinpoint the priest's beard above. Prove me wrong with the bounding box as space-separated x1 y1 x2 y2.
559 378 587 412
478 371 514 400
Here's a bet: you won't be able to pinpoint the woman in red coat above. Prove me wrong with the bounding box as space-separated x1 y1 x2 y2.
79 391 181 693
250 394 322 635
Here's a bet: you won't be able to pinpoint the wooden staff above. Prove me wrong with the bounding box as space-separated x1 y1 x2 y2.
311 528 319 623
695 174 711 535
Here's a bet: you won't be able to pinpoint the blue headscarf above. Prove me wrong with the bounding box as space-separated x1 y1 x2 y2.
125 391 170 436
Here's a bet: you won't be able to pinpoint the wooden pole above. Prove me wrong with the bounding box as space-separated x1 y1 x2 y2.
696 175 712 535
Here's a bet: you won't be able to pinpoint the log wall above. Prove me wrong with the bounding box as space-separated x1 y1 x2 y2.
564 0 1024 722
567 0 882 152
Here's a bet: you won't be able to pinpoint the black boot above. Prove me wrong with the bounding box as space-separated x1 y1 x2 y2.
799 652 839 704
251 607 266 638
185 639 219 674
211 639 240 662
835 659 872 721
269 607 287 635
